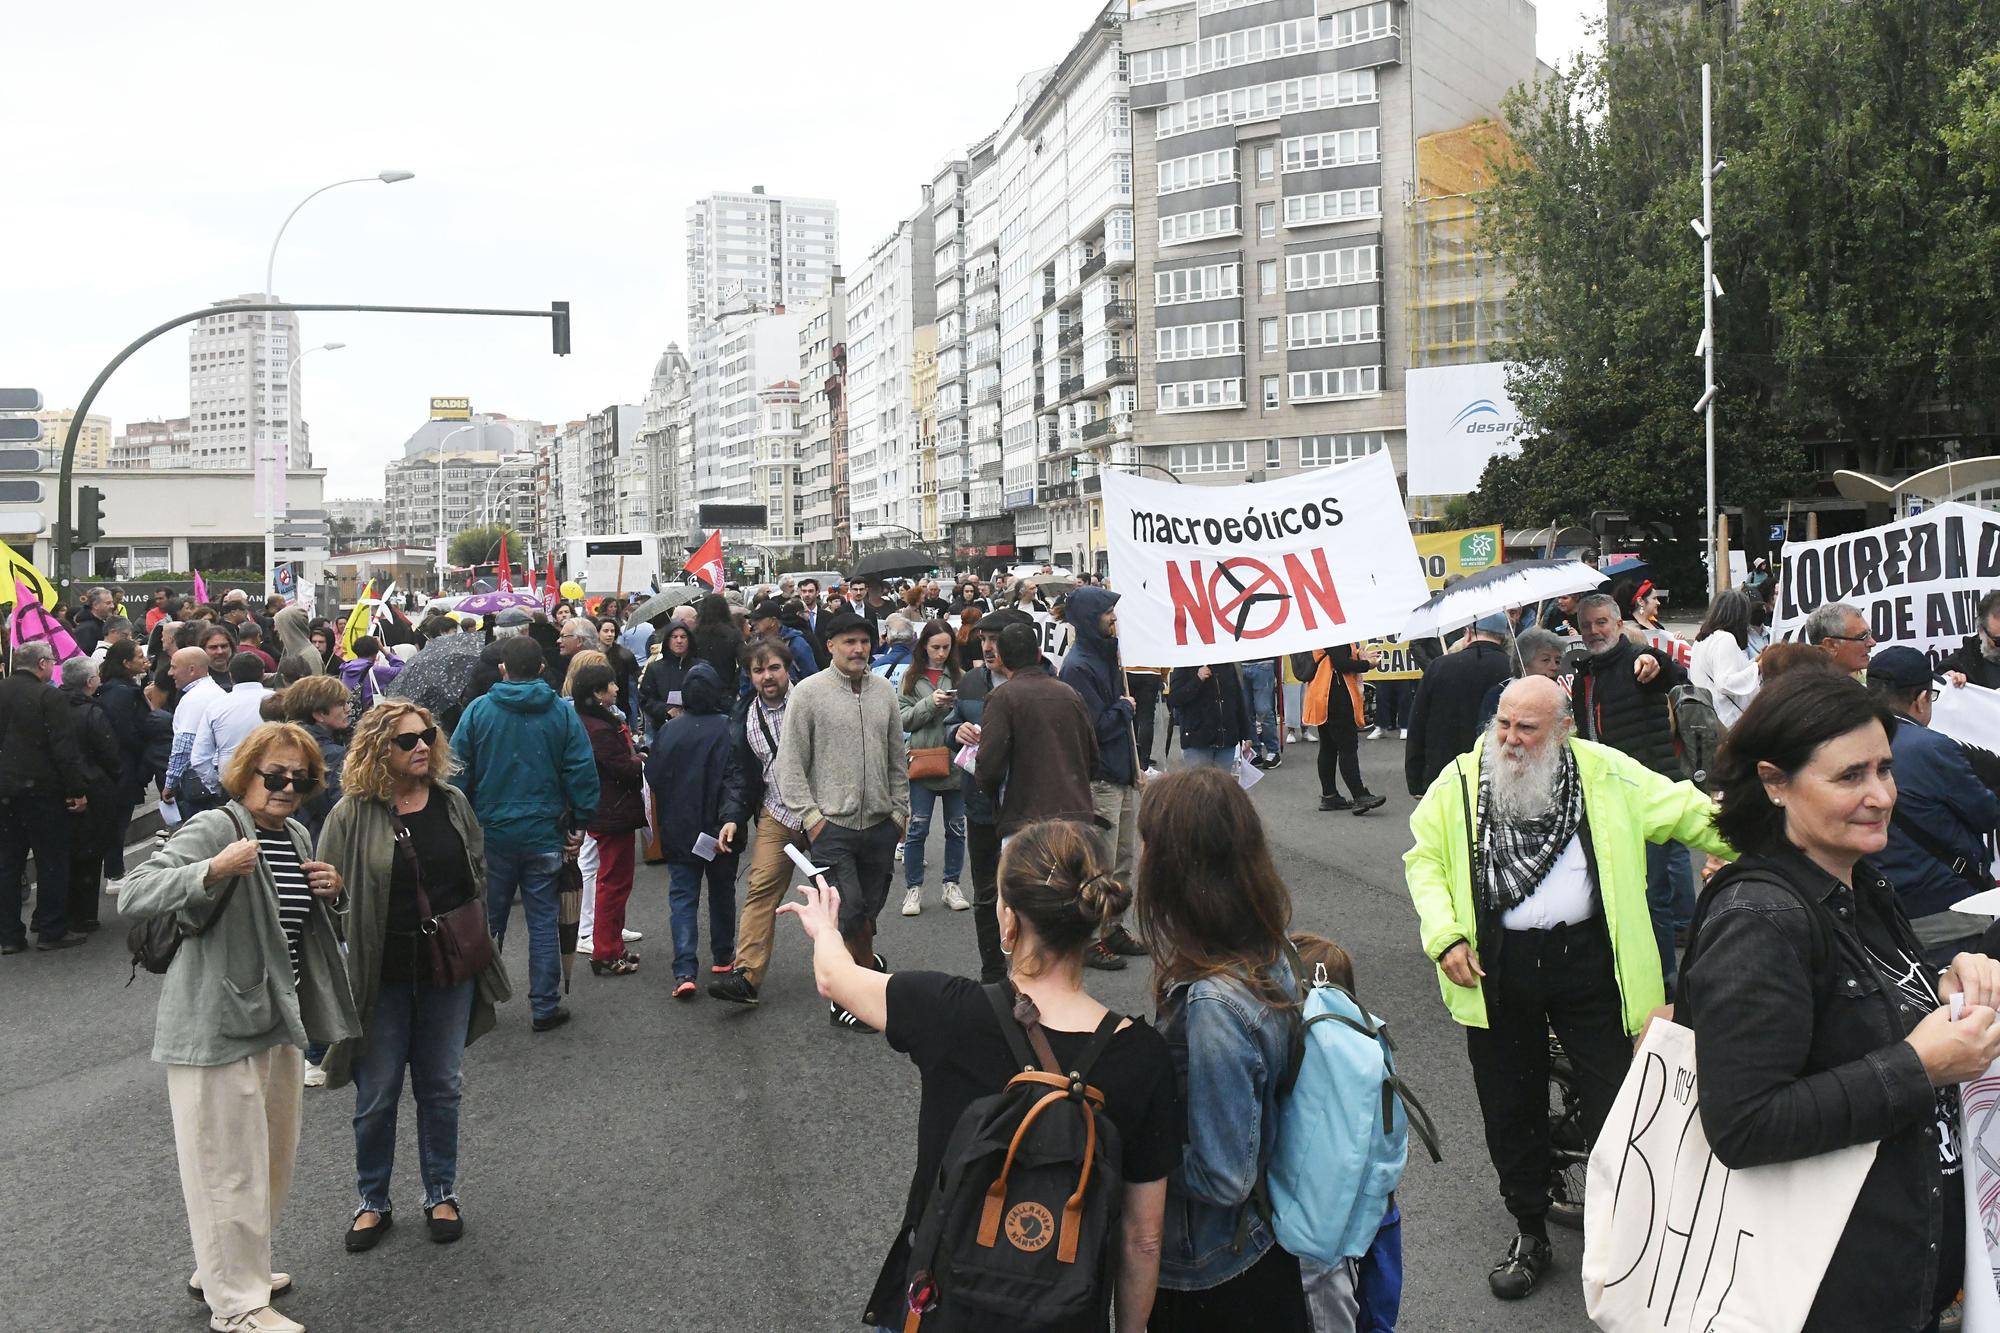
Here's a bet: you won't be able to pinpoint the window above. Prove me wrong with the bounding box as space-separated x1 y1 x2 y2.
1260 317 1279 352
1156 379 1245 413
1156 320 1244 361
1262 376 1281 409
1280 128 1380 173
1154 262 1242 306
1258 203 1277 238
1288 365 1381 402
1285 244 1379 291
1159 206 1241 246
1296 431 1386 467
1323 1 1396 46
1286 305 1382 348
1256 145 1276 182
1157 148 1238 195
1259 261 1278 295
1283 188 1383 227
1156 69 1377 138
1166 440 1248 472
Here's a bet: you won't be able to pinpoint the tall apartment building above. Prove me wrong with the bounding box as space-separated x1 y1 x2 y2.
929 6 1137 569
749 381 805 558
579 405 640 536
109 418 191 469
22 410 113 467
383 408 544 550
844 195 938 540
634 345 694 536
684 188 839 538
912 327 940 541
187 295 309 468
1113 0 1538 572
795 277 849 564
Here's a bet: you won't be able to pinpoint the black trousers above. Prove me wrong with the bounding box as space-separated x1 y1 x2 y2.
1463 919 1631 1227
967 820 1004 983
1316 719 1364 800
1130 672 1163 769
0 792 72 946
1149 1243 1310 1331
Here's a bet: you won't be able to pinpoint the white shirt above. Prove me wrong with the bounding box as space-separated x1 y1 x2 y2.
1689 632 1761 728
1500 832 1596 930
193 682 269 785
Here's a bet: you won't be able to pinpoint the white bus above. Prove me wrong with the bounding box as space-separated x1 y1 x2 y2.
566 534 661 596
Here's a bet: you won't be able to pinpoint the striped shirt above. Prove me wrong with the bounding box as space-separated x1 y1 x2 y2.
257 828 312 980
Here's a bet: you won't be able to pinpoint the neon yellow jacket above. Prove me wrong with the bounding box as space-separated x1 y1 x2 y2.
1403 736 1731 1035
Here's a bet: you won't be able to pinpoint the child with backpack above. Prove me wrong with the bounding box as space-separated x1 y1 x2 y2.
778 818 1182 1332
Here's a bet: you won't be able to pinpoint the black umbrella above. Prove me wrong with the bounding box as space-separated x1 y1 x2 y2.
383 630 486 716
851 547 935 582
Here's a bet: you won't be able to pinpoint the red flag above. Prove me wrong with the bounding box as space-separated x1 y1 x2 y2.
497 533 513 590
525 560 539 598
684 530 724 591
543 551 559 610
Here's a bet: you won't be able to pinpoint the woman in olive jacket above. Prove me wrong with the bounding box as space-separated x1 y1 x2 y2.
118 722 358 1331
317 700 511 1251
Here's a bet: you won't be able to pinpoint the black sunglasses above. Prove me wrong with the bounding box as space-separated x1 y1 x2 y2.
258 769 320 795
391 726 439 752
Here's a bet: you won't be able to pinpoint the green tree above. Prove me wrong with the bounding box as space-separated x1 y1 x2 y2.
447 524 519 570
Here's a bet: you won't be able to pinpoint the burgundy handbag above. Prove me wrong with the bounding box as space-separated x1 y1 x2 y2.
392 811 495 989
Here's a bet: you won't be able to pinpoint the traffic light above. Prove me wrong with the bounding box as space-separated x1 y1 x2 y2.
1069 457 1080 480
550 300 572 356
76 484 106 546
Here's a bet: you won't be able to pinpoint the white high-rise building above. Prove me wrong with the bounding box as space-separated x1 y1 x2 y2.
684 188 838 539
795 277 848 564
844 194 937 540
188 294 309 470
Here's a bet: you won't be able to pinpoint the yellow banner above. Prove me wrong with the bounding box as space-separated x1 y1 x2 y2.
1359 525 1504 680
0 538 58 609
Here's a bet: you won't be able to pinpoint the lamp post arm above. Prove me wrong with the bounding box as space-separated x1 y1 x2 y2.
265 178 376 299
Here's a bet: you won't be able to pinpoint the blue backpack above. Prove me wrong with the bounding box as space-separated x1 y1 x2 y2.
1267 944 1441 1265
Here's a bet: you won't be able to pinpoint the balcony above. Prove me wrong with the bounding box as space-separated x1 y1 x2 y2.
969 266 1000 294
1060 375 1085 399
1104 299 1135 327
978 385 1002 405
1080 412 1133 442
1107 357 1137 380
979 459 1004 480
1058 323 1083 352
1041 280 1058 310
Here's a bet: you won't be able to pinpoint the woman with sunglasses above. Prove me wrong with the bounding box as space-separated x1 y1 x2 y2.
118 722 358 1333
317 701 511 1253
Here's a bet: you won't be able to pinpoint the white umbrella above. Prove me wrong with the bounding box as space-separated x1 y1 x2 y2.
1402 559 1606 640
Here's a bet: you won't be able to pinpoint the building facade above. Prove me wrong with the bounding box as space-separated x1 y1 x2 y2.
749 381 804 560
109 417 191 469
633 344 694 536
383 407 545 552
795 278 849 564
844 195 938 542
188 295 309 469
912 326 940 541
18 410 114 467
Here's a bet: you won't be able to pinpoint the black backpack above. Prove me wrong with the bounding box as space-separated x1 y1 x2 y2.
900 985 1126 1332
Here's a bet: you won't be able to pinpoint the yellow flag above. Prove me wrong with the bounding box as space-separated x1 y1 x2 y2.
0 538 57 609
341 581 375 657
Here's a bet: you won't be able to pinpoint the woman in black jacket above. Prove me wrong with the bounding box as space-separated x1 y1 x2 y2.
95 641 152 880
690 594 743 696
1166 661 1253 770
593 616 641 722
58 658 124 931
1683 669 2000 1332
638 623 696 732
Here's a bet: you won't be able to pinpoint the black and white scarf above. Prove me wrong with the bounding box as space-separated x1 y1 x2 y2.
1476 744 1585 914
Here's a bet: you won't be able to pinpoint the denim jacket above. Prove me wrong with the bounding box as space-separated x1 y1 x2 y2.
1156 959 1296 1290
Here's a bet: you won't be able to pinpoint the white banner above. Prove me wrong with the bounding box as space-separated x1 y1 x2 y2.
1962 1064 2000 1330
1582 1019 1877 1333
1933 679 2000 754
1405 361 1528 496
1102 452 1427 670
1772 501 2000 662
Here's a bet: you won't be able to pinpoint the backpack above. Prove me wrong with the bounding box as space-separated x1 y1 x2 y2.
125 805 252 985
900 985 1126 1332
1666 682 1725 787
1267 942 1441 1266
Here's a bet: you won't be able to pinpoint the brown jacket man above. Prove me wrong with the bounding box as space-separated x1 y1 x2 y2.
974 624 1099 837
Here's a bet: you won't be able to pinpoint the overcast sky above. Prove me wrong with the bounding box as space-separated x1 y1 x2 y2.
7 0 1597 498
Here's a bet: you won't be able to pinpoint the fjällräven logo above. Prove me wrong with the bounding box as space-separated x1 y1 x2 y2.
1004 1201 1055 1252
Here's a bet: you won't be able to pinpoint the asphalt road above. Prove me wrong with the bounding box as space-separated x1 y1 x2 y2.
0 735 1603 1333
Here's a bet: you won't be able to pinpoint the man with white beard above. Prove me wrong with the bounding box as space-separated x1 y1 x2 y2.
1403 675 1731 1303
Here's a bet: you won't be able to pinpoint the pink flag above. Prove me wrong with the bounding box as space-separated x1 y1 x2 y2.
192 569 209 604
8 580 81 662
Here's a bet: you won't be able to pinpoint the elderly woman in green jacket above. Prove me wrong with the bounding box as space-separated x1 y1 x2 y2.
118 721 358 1333
317 699 511 1252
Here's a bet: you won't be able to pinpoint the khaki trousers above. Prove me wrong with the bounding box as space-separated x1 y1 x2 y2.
737 812 806 988
1090 779 1138 889
168 1044 303 1318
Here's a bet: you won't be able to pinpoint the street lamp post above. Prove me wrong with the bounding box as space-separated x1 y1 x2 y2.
265 341 345 595
479 456 540 527
260 170 413 596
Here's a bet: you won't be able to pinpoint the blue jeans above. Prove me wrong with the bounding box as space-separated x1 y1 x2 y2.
1645 840 1696 989
1182 745 1239 770
484 844 563 1020
905 784 965 888
668 857 739 980
1242 660 1280 756
351 976 475 1215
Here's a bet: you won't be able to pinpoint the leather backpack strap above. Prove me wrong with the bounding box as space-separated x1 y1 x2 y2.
389 809 437 923
192 805 253 935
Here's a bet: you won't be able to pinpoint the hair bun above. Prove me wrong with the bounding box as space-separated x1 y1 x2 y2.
1077 871 1133 927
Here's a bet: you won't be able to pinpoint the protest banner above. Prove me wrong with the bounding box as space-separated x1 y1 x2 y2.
1771 501 2000 664
0 537 57 610
1102 452 1428 670
1643 627 1693 669
1962 1062 2000 1331
1355 526 1504 680
1582 1018 1877 1333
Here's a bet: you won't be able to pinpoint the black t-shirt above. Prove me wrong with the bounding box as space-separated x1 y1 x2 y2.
866 971 1184 1330
383 795 473 985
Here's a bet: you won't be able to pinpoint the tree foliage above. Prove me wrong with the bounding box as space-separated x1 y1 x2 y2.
447 524 519 570
1471 0 2000 585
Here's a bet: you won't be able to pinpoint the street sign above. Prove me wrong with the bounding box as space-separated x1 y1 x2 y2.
0 447 42 472
0 480 44 504
1769 522 1787 542
0 418 43 443
0 511 46 538
0 388 43 412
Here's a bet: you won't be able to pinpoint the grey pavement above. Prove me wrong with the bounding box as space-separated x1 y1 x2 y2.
0 735 1601 1333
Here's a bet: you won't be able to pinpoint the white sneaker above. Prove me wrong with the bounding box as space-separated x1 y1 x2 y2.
1304 727 1319 742
211 1307 304 1333
622 927 643 942
1399 728 1409 739
103 876 124 896
302 1062 326 1088
901 886 922 917
942 881 970 911
894 842 905 862
574 941 592 955
1364 725 1385 741
1284 730 1299 745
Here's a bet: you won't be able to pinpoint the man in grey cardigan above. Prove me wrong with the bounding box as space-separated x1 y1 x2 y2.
775 607 909 1032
